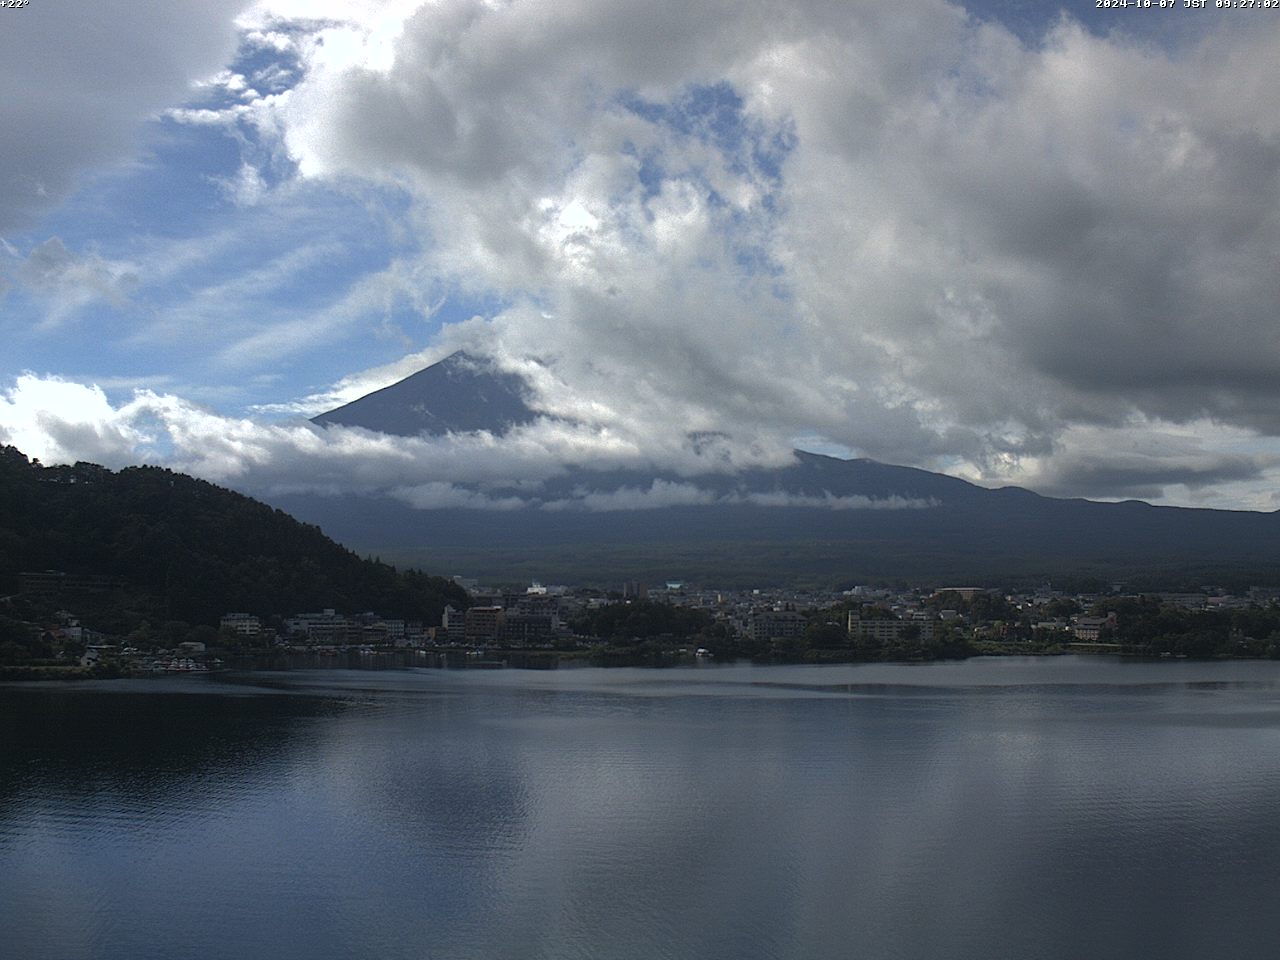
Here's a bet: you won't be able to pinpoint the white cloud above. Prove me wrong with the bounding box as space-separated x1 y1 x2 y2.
0 376 145 467
0 375 790 499
212 162 270 207
542 481 718 512
390 482 527 511
5 371 1280 511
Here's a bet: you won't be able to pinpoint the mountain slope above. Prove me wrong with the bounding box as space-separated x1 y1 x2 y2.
270 452 1280 587
311 351 538 436
297 354 1280 587
0 446 469 625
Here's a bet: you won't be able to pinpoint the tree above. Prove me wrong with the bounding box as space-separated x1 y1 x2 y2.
804 620 850 649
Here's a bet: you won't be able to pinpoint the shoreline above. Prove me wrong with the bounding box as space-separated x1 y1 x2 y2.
0 643 1257 682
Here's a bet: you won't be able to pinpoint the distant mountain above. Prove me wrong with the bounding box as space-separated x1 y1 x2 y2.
312 351 538 436
299 354 1280 588
271 453 1280 588
0 446 468 627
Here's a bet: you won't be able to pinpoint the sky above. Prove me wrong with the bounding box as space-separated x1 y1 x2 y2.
2 0 1279 511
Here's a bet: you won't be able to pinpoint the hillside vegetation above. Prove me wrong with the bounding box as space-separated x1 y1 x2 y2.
0 446 468 628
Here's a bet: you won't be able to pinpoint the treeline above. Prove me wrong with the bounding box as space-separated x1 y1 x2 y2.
572 600 721 643
571 599 972 663
0 446 468 629
775 604 972 662
1089 596 1280 658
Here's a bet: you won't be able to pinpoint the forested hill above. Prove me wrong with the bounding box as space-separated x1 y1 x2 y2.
0 446 468 626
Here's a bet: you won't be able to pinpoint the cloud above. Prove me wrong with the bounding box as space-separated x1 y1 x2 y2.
8 1 1280 509
542 481 719 512
390 482 527 511
213 162 271 207
5 238 139 328
46 180 428 378
0 376 145 467
222 2 1280 495
1039 456 1264 504
210 255 421 368
6 371 1280 511
986 420 1278 505
0 0 248 231
0 374 930 511
0 374 790 500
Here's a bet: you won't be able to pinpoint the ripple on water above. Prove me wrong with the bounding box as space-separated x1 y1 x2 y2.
5 659 1280 959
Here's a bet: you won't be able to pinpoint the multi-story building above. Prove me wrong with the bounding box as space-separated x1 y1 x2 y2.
220 613 262 637
372 619 406 643
464 606 506 643
286 609 361 644
502 613 556 645
747 610 807 642
847 615 935 643
442 605 467 642
933 587 987 602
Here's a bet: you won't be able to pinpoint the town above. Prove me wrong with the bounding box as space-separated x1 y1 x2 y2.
7 570 1280 678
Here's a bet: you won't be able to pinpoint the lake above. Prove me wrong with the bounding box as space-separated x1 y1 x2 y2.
4 657 1280 959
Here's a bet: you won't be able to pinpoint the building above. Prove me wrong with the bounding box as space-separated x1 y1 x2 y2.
747 610 807 642
934 587 987 602
442 606 467 642
372 619 407 643
285 609 361 644
1072 614 1115 641
464 606 506 643
502 613 556 645
220 613 262 638
847 615 935 643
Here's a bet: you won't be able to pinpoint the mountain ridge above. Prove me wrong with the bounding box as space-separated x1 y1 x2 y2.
295 355 1280 586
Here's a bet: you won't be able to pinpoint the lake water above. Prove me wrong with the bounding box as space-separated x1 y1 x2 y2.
4 657 1280 959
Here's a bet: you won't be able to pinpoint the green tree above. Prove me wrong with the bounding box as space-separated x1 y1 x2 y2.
804 620 850 649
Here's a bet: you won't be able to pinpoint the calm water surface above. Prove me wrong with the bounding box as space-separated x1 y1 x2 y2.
4 657 1280 959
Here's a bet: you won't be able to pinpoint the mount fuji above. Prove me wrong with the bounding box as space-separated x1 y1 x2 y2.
260 352 1280 588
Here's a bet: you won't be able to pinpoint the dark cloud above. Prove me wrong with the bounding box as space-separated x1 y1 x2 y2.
1027 451 1269 503
0 1 246 230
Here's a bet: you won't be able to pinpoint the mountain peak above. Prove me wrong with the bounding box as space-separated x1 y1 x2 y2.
312 351 539 438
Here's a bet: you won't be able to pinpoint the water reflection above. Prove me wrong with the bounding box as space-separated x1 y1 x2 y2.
4 659 1280 959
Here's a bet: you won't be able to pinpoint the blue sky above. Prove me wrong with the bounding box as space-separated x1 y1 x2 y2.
2 0 1278 510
